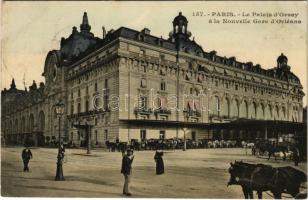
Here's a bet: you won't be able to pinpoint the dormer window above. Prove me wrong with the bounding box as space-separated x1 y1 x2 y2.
141 78 147 88
215 80 219 87
142 65 147 73
160 54 165 61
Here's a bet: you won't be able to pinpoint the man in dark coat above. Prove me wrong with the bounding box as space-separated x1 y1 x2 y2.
21 147 33 172
154 150 164 175
121 149 134 196
292 145 300 166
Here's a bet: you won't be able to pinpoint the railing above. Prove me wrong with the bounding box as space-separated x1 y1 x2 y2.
209 114 238 120
134 107 153 115
67 108 110 119
183 110 201 117
154 108 171 115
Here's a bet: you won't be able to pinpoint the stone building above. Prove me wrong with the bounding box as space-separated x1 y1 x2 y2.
1 12 305 146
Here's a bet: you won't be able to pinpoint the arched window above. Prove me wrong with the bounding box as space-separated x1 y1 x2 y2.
29 114 34 133
15 119 18 134
282 107 286 119
38 111 45 132
235 99 240 117
85 100 89 112
226 99 230 118
269 105 272 118
275 105 279 120
244 101 248 118
261 104 265 119
215 96 220 116
175 25 179 33
141 78 147 88
253 102 257 119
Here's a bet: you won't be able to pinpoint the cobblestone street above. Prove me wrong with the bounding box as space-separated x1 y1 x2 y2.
1 147 306 198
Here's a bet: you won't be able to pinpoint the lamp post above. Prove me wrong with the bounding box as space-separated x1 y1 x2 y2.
207 88 211 122
183 128 187 151
55 100 65 181
85 121 91 154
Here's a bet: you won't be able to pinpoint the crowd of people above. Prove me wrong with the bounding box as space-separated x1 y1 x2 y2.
20 136 304 197
105 138 244 152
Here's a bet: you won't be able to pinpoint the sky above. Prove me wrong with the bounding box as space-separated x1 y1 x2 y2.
2 1 307 105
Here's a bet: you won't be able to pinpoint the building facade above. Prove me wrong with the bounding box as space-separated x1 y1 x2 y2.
1 12 305 146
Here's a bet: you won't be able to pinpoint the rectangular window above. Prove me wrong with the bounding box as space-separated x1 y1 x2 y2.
94 82 98 92
139 96 148 109
104 129 108 141
78 89 81 97
192 131 196 141
77 103 81 113
225 83 229 88
71 104 74 114
140 130 146 141
104 79 108 88
160 82 166 91
77 131 80 140
104 95 109 110
216 97 220 114
86 86 89 94
95 130 98 143
159 130 165 140
235 85 238 90
85 101 89 112
142 65 147 73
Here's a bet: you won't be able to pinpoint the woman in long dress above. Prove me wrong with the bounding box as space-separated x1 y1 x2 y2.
154 150 164 175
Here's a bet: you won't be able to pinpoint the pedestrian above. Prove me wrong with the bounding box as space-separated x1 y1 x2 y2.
21 147 33 172
121 149 134 196
116 137 120 152
292 145 300 166
154 150 164 175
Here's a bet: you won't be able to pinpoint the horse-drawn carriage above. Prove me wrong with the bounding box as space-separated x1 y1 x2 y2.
253 137 301 161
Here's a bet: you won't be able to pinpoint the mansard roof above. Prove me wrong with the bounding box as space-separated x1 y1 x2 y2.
1 79 45 113
57 12 301 85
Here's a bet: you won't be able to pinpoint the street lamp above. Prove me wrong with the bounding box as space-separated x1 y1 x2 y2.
55 100 65 181
183 128 187 151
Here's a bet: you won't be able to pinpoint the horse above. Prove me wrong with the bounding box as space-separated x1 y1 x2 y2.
228 161 307 199
255 141 288 160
